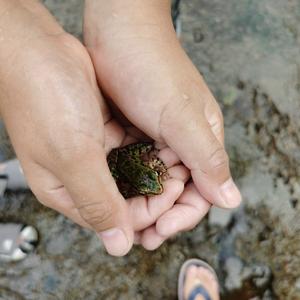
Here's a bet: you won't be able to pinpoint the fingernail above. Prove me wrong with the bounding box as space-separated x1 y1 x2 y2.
98 228 129 256
219 178 242 208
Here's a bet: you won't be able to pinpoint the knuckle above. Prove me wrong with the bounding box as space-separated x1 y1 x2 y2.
34 190 54 209
30 185 61 210
206 100 223 123
216 110 224 125
28 183 49 206
208 147 229 171
35 193 49 207
208 110 224 130
78 201 116 229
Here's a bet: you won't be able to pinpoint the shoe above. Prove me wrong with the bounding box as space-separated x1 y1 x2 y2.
0 223 38 262
0 159 28 197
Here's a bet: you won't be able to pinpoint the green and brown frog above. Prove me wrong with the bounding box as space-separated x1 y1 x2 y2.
107 142 168 198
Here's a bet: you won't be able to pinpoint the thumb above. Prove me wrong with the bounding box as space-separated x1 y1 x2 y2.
161 99 242 209
56 147 133 256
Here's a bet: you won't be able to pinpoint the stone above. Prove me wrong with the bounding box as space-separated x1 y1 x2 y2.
208 206 234 228
224 256 244 291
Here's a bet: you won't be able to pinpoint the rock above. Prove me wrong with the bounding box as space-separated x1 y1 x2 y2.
224 256 244 290
241 264 272 290
223 256 272 297
208 206 234 228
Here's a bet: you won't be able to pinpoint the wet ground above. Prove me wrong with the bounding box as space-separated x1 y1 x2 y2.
0 0 299 299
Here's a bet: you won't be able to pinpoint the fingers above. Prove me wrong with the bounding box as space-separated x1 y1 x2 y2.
127 149 189 249
139 183 211 250
24 144 134 256
38 186 92 229
140 226 165 251
128 146 189 232
128 178 184 231
21 162 92 229
205 100 225 145
167 165 190 182
58 147 134 256
160 94 241 209
156 183 211 237
157 147 181 167
103 119 125 154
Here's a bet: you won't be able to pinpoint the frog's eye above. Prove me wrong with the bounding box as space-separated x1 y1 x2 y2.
148 172 158 181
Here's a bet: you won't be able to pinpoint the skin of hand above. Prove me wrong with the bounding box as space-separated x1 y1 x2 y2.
0 0 188 256
84 0 242 249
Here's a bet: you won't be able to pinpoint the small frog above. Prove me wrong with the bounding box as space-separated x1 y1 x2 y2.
107 142 168 198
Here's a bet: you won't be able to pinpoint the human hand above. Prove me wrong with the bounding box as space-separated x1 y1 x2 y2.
84 0 242 249
0 0 188 256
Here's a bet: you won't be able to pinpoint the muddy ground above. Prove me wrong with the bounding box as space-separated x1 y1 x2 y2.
0 0 299 299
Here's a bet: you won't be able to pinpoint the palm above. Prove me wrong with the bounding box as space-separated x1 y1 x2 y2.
103 111 189 249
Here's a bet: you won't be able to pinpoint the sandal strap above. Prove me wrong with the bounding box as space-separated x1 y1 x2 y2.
188 285 212 300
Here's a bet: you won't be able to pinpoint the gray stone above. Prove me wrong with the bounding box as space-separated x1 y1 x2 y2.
224 256 244 290
208 206 234 228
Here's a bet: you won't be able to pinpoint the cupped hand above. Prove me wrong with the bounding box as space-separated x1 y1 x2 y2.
84 0 242 249
0 0 188 256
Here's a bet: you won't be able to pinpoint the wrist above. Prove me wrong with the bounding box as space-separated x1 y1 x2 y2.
0 0 63 60
84 0 174 47
85 0 171 12
85 0 171 23
0 0 66 84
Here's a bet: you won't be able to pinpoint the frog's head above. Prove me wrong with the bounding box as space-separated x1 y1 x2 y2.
135 169 163 195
